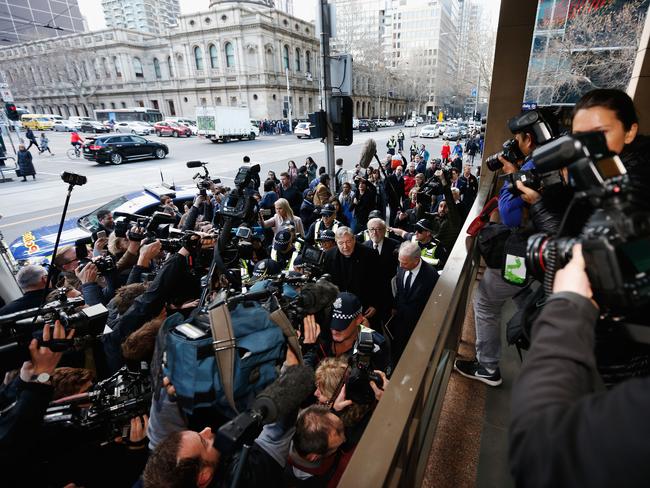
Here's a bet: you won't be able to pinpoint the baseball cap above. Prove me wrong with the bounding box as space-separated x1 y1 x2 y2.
272 229 292 251
415 219 434 233
252 258 282 278
320 203 335 216
317 229 335 242
330 292 363 331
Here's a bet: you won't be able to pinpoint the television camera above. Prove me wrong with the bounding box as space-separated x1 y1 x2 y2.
186 160 221 196
0 291 108 371
43 364 152 445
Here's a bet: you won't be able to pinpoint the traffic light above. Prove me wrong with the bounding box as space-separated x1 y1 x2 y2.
330 96 353 146
308 110 327 139
5 103 19 121
480 116 487 138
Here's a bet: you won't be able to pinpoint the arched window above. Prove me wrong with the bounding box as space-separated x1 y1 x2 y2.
295 48 301 71
282 45 290 70
133 57 143 78
305 51 311 73
167 56 174 78
209 44 218 69
193 46 204 70
113 56 122 77
153 58 161 79
225 42 235 67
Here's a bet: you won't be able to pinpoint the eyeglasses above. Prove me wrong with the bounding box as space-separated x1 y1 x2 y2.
367 228 383 232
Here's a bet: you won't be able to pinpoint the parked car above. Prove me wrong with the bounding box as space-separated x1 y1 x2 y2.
53 119 82 132
416 116 424 124
295 122 312 138
418 124 438 138
385 119 395 127
358 119 378 132
404 119 417 128
442 129 461 141
154 121 192 138
249 124 260 137
9 184 198 264
114 121 152 135
352 118 360 130
79 120 110 133
82 134 168 165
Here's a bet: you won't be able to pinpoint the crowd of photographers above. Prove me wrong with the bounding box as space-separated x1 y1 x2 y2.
0 115 473 487
1 87 648 487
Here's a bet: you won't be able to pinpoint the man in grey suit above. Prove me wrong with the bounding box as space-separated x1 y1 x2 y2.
390 241 439 364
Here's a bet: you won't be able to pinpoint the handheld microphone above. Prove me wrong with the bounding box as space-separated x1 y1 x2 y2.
186 161 205 168
359 139 378 169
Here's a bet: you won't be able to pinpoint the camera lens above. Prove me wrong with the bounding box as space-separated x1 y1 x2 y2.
485 153 504 171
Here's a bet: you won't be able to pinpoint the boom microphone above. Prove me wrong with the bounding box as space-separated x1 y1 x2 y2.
298 278 339 314
216 365 315 454
186 160 205 168
252 364 315 423
359 138 378 169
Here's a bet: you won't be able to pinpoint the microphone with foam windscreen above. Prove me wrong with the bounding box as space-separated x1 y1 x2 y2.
186 160 205 168
359 138 378 169
216 365 315 454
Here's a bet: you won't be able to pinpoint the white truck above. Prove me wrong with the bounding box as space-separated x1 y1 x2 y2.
196 106 256 143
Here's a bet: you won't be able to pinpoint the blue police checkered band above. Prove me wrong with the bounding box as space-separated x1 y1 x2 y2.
332 307 362 321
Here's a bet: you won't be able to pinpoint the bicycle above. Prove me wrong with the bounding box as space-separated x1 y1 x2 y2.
67 145 82 160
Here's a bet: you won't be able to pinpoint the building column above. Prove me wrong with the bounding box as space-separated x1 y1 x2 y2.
481 0 537 170
627 5 650 134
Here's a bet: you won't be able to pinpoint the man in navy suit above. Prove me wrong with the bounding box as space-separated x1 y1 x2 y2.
390 241 439 364
363 217 399 325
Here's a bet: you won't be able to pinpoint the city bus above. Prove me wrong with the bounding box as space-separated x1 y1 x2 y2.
94 107 163 124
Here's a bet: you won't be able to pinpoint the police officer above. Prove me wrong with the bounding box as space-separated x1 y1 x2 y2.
305 203 340 245
386 135 398 156
270 228 300 271
389 218 439 267
316 229 337 252
397 129 405 152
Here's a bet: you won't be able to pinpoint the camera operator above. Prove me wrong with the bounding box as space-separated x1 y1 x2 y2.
302 292 391 375
100 234 202 375
509 245 650 488
0 264 48 315
0 321 72 484
143 366 310 488
455 109 559 386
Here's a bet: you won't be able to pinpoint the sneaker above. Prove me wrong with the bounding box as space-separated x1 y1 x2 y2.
454 359 502 386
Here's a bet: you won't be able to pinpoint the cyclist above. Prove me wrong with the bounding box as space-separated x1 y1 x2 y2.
70 131 84 156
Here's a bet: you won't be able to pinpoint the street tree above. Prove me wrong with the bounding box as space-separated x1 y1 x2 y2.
527 0 647 105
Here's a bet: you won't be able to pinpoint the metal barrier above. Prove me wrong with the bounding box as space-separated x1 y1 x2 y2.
339 170 497 488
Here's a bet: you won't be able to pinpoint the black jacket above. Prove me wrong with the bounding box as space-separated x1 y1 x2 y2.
391 261 438 359
279 184 302 215
509 292 650 488
323 244 380 312
0 289 46 315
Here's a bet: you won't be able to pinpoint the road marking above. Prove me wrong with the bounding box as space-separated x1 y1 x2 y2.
0 202 101 228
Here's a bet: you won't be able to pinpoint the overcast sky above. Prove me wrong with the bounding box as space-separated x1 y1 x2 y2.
79 0 318 30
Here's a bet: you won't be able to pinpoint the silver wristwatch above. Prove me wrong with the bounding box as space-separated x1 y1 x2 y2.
30 372 51 384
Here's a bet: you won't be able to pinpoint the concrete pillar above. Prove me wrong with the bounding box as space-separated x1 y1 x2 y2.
627 5 650 134
481 0 538 168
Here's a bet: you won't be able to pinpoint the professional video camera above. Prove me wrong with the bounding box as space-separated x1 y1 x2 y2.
186 161 221 196
294 237 325 277
524 131 650 314
113 211 176 240
0 292 108 371
346 330 384 404
43 364 152 444
484 110 556 172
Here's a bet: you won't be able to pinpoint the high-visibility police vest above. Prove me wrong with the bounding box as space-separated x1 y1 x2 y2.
314 219 340 238
271 248 299 271
387 139 397 149
411 235 439 266
240 259 251 282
